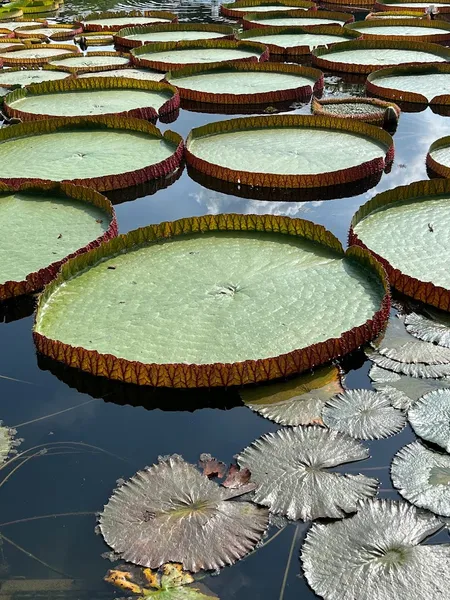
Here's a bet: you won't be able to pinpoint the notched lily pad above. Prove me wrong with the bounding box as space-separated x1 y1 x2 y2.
322 389 406 439
99 454 269 572
301 498 450 600
237 426 378 521
241 365 343 426
391 441 450 516
408 388 450 451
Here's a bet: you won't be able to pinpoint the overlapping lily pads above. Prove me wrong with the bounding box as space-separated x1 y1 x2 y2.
15 23 82 40
99 454 269 571
0 43 79 66
241 365 343 425
238 25 359 56
345 18 450 42
45 51 131 74
3 77 180 123
405 311 450 347
301 499 450 600
350 178 450 311
0 116 183 192
0 19 45 31
312 96 400 127
220 0 315 18
408 388 450 451
76 10 178 32
392 441 450 516
237 426 378 520
186 115 393 190
0 181 117 300
0 66 70 88
166 62 323 105
33 214 389 387
312 39 450 74
115 24 235 49
242 9 352 29
131 40 268 72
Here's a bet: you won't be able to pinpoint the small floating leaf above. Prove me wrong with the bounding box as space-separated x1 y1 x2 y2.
99 454 269 572
199 453 227 479
322 389 406 440
391 441 450 516
237 426 378 521
405 312 450 348
0 421 19 462
408 388 450 451
301 498 450 600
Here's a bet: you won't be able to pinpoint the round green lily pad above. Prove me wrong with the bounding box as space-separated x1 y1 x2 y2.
350 178 450 310
115 24 234 49
0 67 70 88
78 11 178 32
243 9 351 28
0 116 184 192
0 44 79 66
0 20 44 31
312 40 450 74
46 52 130 74
33 214 389 388
221 0 314 17
186 114 393 189
312 96 400 127
0 181 117 300
375 0 450 11
78 68 165 82
15 24 82 40
345 19 450 42
4 78 179 122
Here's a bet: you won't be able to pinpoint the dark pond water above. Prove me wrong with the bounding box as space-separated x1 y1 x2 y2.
0 1 450 599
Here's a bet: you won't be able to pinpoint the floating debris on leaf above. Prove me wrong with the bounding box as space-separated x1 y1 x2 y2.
408 388 450 451
237 426 378 521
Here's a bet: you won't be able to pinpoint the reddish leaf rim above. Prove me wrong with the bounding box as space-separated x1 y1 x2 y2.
185 114 394 189
349 178 450 311
366 10 427 18
114 23 236 49
33 213 390 388
3 76 180 123
75 31 115 46
75 10 178 32
44 51 131 74
0 115 184 192
0 181 118 301
242 8 354 29
131 39 269 72
367 63 450 108
344 18 450 44
374 0 450 12
426 135 450 180
14 23 83 40
0 43 80 66
238 25 360 56
220 0 316 19
312 96 401 125
165 61 323 104
312 38 450 74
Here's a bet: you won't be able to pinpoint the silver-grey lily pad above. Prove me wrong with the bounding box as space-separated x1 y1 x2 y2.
322 389 406 440
369 364 450 410
301 498 450 600
368 352 450 378
391 441 450 517
99 454 269 572
237 427 378 521
408 388 450 452
241 366 343 426
405 312 450 349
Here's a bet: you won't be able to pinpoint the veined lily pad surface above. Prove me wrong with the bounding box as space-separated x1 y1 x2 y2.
345 19 450 42
78 68 165 81
0 182 117 300
99 454 269 571
115 24 234 48
408 388 450 451
301 499 450 600
237 426 378 520
0 67 70 88
0 44 78 66
241 365 343 425
405 311 450 347
47 52 130 73
33 214 389 388
350 179 450 310
186 115 393 189
391 441 450 516
4 78 179 122
0 117 183 192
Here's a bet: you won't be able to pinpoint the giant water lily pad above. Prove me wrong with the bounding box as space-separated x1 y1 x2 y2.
391 441 450 516
241 365 343 425
221 0 315 18
99 454 269 571
131 40 268 71
237 426 378 520
345 18 450 42
78 68 165 82
46 52 130 74
77 11 178 32
350 179 450 311
312 96 400 126
375 0 450 12
166 62 323 104
242 9 352 28
366 9 425 18
15 24 82 40
115 24 235 49
0 182 117 300
0 67 70 88
33 214 389 387
322 389 406 439
0 116 183 192
0 43 79 66
301 498 450 600
405 311 450 347
408 388 450 451
238 25 359 56
3 77 179 122
185 115 393 189
312 40 450 74
426 135 450 179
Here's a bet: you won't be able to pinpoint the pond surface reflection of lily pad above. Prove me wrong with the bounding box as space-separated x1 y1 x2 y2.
408 388 450 451
237 426 378 520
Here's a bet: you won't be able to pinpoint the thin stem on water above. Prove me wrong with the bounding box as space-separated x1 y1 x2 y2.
12 399 96 428
0 374 37 386
0 511 96 528
0 533 71 578
279 525 300 600
255 526 287 552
